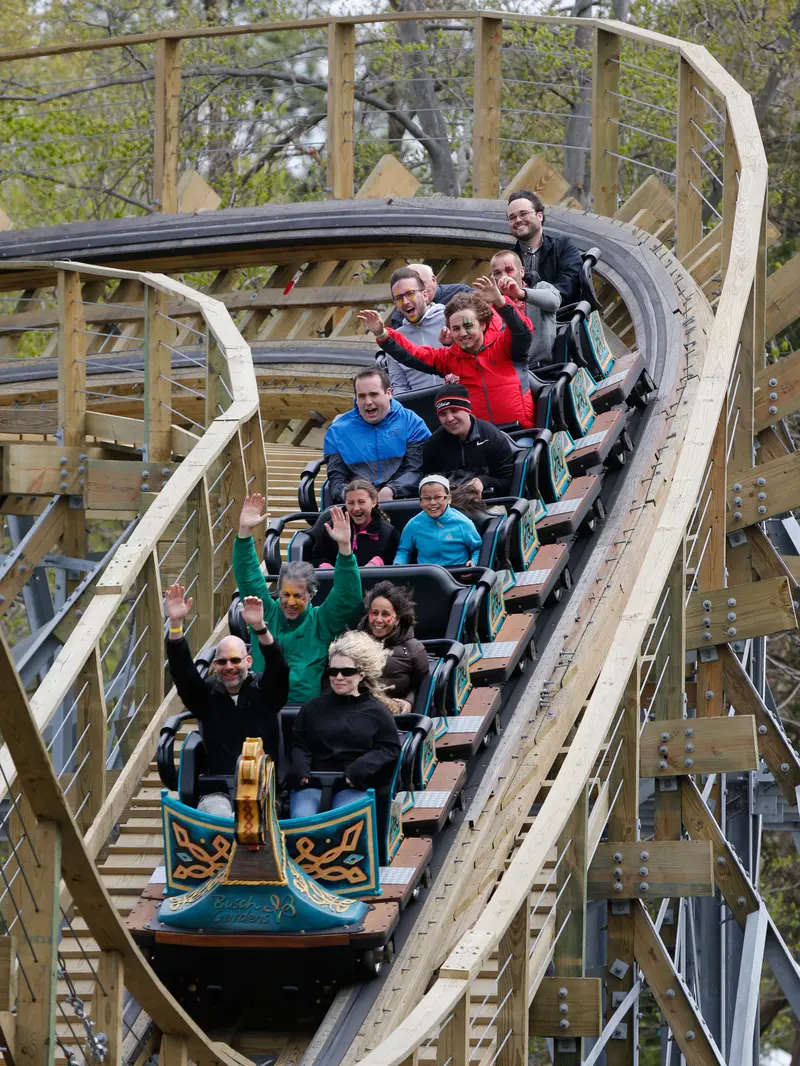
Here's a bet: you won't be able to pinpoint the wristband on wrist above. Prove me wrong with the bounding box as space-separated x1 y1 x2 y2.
253 625 268 636
168 626 183 634
376 329 389 342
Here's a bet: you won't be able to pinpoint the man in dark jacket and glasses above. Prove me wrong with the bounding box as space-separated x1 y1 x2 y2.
507 189 583 306
164 583 290 815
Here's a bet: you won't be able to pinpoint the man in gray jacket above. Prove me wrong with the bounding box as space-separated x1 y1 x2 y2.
380 267 445 391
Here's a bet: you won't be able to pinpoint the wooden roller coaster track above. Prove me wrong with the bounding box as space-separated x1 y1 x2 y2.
0 11 797 1066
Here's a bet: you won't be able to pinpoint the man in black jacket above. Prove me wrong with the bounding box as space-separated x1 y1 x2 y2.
507 190 583 306
164 583 290 814
422 384 516 500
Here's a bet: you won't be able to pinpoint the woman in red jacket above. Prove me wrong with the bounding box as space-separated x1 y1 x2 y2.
358 276 535 428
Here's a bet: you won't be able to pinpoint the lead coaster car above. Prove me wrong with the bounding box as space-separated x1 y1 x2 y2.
127 739 406 995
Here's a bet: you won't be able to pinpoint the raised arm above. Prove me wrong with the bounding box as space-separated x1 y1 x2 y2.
233 494 281 627
317 508 363 640
241 596 290 710
497 300 534 365
164 583 211 712
358 309 452 376
473 276 533 365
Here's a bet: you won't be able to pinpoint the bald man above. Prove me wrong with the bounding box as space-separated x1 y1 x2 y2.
165 583 289 813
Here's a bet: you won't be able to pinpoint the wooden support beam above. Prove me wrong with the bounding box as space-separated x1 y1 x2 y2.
765 252 800 341
0 497 66 619
675 58 703 258
754 351 800 432
685 576 797 647
206 331 233 426
640 715 759 777
719 644 800 807
501 155 568 204
472 16 503 199
160 1033 188 1066
695 417 726 723
15 813 60 1066
589 841 714 900
497 898 530 1066
125 551 164 764
0 936 16 1012
553 784 587 1065
633 902 726 1065
436 986 469 1066
744 524 800 600
651 544 685 950
93 950 124 1066
58 270 87 447
721 110 738 282
605 667 639 1066
183 477 214 653
529 977 602 1037
153 38 181 213
214 435 247 618
144 286 175 462
680 777 759 928
590 28 619 218
75 647 107 831
327 23 355 200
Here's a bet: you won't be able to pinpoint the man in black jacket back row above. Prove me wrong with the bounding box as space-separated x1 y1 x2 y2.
507 189 583 307
422 384 516 500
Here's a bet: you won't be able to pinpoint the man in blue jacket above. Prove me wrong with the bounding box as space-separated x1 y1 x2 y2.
324 367 431 503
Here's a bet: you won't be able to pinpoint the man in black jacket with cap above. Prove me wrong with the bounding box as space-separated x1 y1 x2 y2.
164 582 290 814
507 189 583 306
422 384 516 500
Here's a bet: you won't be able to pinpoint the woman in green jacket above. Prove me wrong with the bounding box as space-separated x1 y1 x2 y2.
233 492 363 703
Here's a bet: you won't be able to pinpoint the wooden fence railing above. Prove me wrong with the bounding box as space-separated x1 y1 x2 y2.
0 258 266 1066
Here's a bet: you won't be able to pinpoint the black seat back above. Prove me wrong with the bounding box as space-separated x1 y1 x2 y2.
393 384 442 431
311 564 474 643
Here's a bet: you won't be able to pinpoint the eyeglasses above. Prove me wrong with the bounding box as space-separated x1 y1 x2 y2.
421 495 448 503
214 657 243 667
507 210 538 222
326 666 361 677
392 288 424 305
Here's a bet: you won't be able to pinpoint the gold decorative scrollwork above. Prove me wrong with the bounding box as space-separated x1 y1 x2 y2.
291 866 358 913
292 824 368 885
172 822 232 880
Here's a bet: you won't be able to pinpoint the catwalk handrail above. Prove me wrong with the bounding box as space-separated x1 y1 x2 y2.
0 258 261 1066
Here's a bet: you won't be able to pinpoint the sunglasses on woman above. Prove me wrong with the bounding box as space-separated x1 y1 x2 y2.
326 666 360 677
214 656 244 667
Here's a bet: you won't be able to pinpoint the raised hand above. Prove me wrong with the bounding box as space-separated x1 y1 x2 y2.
165 583 192 624
324 505 353 555
239 492 269 538
439 325 454 346
497 274 525 302
241 595 266 630
473 275 505 308
357 309 388 336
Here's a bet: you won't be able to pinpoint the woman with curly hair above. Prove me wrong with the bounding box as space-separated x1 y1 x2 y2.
288 631 401 819
359 581 429 714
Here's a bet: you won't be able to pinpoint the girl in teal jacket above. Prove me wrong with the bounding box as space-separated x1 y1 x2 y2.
233 493 363 703
394 475 482 566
